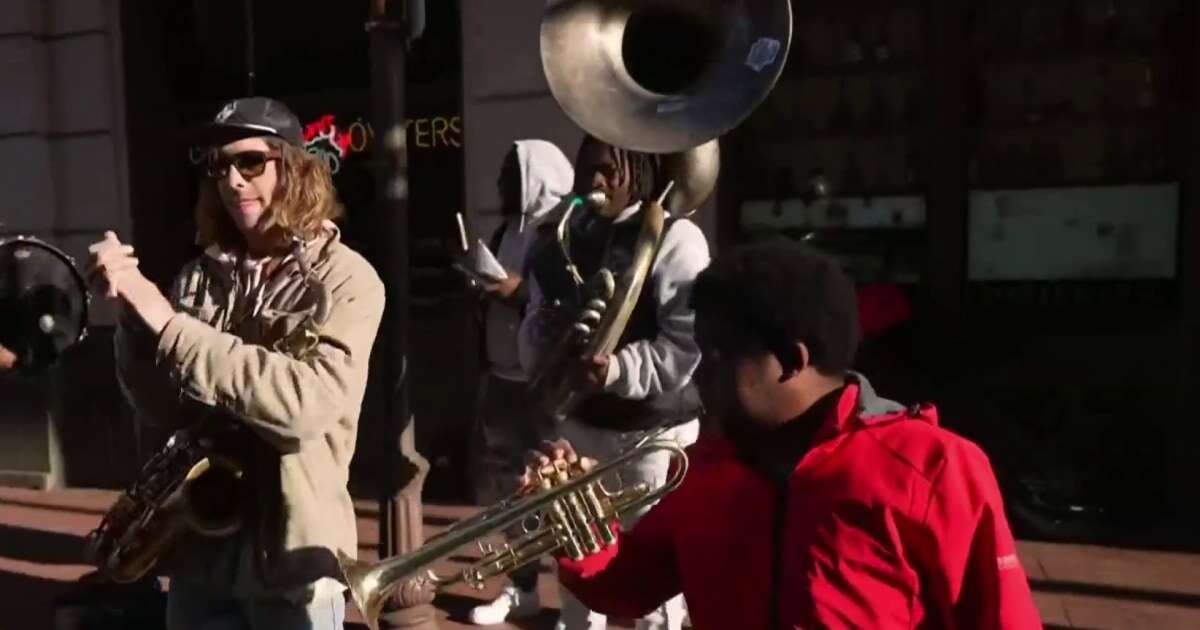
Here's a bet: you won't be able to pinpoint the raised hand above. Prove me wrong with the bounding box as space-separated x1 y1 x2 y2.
87 231 138 299
88 231 176 333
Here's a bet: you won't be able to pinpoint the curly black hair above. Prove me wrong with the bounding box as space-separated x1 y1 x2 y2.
690 237 860 375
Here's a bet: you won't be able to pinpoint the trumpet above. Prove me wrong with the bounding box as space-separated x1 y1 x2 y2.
338 434 688 630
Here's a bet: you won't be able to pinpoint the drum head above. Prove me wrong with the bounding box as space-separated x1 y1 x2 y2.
0 236 90 372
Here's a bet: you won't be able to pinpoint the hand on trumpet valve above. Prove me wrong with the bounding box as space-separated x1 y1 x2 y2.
518 438 597 494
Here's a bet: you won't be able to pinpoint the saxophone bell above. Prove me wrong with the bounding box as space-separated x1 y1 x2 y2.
84 425 248 583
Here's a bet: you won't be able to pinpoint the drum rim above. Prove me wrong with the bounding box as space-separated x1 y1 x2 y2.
0 233 92 346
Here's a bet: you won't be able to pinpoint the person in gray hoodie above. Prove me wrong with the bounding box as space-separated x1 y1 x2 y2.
467 139 574 625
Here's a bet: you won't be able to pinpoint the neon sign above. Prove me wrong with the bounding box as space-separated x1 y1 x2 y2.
303 114 355 175
186 114 463 174
302 114 463 175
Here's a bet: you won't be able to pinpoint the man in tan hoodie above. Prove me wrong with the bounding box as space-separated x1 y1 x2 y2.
89 97 384 629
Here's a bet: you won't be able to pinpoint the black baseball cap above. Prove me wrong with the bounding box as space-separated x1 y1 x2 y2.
189 97 304 148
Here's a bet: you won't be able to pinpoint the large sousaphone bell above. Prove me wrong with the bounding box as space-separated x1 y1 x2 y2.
533 0 792 420
542 0 792 155
542 0 793 209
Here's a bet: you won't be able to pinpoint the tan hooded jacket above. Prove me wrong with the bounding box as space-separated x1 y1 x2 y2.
114 222 384 600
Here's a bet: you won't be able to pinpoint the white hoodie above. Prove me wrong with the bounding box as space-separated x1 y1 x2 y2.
486 140 574 381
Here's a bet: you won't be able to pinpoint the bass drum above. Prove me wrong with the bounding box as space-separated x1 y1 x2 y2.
0 235 90 372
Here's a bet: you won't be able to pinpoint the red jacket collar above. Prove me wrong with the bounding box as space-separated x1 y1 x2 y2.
692 381 940 470
814 381 939 446
690 385 862 464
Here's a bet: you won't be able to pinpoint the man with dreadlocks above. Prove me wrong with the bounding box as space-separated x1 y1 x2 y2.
518 134 710 630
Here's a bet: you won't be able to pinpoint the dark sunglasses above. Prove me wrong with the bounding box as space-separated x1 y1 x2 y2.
203 150 280 180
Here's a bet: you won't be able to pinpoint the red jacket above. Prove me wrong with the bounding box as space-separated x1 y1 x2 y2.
558 382 1042 629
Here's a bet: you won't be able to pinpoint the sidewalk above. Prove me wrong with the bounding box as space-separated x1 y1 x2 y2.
2 486 1199 629
1020 540 1200 629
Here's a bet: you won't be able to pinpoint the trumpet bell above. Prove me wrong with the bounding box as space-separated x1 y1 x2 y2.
541 0 793 154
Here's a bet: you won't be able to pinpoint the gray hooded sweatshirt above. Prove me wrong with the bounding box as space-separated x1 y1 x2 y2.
486 139 574 381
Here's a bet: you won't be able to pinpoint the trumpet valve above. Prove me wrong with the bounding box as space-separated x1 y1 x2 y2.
595 520 617 546
583 483 618 546
550 506 586 561
564 490 602 555
469 570 488 590
553 462 572 484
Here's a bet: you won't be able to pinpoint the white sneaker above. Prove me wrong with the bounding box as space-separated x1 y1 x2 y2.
469 585 541 625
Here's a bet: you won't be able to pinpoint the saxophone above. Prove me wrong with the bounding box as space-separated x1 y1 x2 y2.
84 424 247 583
85 236 331 583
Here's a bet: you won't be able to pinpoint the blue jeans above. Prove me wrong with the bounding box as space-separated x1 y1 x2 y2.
166 581 345 630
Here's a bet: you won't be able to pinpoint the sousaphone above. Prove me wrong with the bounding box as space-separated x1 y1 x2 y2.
531 0 793 420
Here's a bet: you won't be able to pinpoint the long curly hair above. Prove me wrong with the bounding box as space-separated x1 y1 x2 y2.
194 137 345 250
